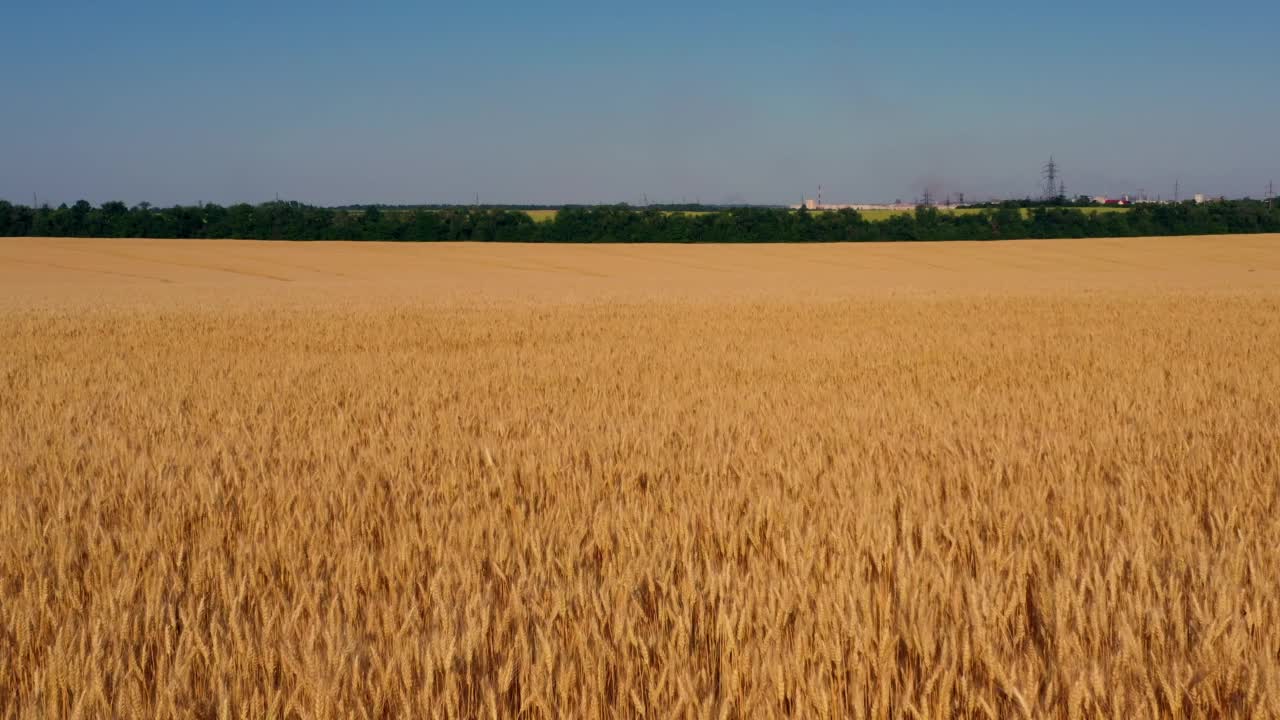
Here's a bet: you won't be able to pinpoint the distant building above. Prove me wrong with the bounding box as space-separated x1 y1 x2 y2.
1194 194 1206 204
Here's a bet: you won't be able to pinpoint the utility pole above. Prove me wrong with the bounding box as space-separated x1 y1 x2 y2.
1042 156 1059 200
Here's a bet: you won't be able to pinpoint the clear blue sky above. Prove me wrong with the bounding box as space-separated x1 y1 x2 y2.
2 1 1276 206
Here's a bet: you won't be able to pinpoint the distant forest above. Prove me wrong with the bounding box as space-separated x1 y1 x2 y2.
1 200 1277 243
328 203 740 212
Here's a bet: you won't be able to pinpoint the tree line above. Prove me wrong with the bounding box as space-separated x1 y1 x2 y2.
1 199 1277 243
330 202 735 212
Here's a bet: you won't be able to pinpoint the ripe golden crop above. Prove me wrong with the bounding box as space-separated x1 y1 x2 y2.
2 236 1278 718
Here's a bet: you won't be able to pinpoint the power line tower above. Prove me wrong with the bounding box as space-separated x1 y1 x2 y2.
920 187 934 207
1268 180 1275 210
1174 179 1180 203
1042 156 1060 200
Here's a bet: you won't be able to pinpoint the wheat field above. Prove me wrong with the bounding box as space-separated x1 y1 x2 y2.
2 235 1279 718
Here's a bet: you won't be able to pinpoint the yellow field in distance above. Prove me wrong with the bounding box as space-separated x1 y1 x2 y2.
524 208 558 222
2 235 1279 717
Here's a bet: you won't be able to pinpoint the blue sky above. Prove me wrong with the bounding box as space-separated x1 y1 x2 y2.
2 1 1276 206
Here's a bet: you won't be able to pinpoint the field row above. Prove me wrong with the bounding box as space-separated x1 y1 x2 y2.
3 234 1275 309
2 236 1279 717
